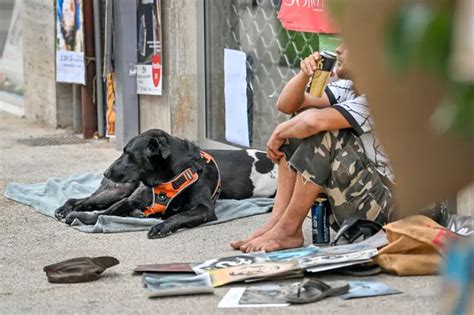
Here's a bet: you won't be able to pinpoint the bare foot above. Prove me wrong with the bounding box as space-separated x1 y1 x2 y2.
230 221 275 250
232 159 297 250
242 227 304 253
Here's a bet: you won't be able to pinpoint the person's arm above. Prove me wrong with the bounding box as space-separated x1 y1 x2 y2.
266 107 351 161
276 52 332 114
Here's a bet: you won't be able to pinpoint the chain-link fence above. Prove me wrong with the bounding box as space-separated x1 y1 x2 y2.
205 0 322 149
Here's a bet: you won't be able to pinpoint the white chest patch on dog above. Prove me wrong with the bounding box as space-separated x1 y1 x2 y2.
246 149 278 197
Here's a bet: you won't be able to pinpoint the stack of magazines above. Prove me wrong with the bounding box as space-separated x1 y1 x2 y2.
135 230 388 298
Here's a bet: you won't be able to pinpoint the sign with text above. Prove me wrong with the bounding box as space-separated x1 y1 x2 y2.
136 0 162 95
278 0 339 34
56 0 86 84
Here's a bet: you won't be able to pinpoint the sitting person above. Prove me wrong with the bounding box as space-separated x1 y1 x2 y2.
230 44 395 252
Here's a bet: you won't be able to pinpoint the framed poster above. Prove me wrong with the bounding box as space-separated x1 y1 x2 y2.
56 0 86 84
136 0 163 95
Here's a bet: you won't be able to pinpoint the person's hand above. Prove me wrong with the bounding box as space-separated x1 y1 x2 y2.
300 52 320 77
266 125 285 162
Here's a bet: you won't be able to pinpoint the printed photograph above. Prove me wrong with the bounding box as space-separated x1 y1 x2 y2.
146 273 214 297
192 252 269 274
55 0 85 84
209 261 299 287
56 0 83 52
340 281 402 300
239 284 295 305
267 245 320 261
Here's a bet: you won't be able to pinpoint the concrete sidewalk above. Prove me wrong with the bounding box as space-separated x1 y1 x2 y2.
0 112 441 314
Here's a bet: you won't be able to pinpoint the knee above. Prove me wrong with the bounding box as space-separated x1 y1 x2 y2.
298 131 334 156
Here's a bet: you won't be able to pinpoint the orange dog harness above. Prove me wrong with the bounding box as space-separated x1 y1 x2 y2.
144 151 221 217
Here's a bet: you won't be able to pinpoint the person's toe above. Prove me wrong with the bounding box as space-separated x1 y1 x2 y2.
244 244 254 253
230 240 244 249
240 242 250 252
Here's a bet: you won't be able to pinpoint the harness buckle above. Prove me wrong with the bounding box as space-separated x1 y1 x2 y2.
184 170 194 180
158 192 167 201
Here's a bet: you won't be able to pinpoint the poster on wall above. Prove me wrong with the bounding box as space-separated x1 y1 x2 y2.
136 0 163 95
56 0 86 84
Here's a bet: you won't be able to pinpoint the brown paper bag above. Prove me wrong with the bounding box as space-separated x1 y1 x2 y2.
374 215 459 276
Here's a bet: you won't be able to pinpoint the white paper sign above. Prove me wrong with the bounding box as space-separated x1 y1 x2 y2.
56 51 86 84
136 64 162 95
224 49 249 147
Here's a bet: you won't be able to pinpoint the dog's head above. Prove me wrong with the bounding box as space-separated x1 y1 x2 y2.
104 131 172 186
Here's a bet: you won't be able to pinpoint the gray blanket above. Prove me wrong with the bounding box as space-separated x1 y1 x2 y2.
4 173 274 233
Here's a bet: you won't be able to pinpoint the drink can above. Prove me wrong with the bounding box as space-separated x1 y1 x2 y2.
311 198 330 245
306 50 338 97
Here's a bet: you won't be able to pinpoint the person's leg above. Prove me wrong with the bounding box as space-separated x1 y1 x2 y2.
243 173 322 252
241 131 338 252
242 130 381 253
230 157 297 249
325 135 395 231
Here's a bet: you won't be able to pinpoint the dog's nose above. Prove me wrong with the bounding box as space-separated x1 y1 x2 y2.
103 170 110 178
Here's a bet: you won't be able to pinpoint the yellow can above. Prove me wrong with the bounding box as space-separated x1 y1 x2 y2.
307 50 337 98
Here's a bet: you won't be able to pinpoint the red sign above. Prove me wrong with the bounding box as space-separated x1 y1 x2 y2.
278 0 339 34
152 54 161 88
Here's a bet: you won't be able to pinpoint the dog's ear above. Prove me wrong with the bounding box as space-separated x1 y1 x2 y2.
147 136 171 159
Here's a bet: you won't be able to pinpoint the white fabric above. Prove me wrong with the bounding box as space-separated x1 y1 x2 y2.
327 79 395 182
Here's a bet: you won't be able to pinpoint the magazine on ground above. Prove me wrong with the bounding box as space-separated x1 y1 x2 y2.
294 230 386 269
298 248 378 269
267 245 320 261
142 272 195 286
192 251 269 274
218 284 298 308
306 259 373 273
322 230 388 254
245 269 305 283
340 281 402 299
134 263 194 273
209 260 300 287
144 273 214 297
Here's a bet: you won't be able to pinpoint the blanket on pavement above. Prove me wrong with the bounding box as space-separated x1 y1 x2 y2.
4 173 274 234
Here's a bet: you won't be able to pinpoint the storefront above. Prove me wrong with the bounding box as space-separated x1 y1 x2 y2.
13 0 339 150
93 0 340 149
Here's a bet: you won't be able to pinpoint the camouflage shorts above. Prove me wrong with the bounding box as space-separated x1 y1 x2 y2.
281 130 394 229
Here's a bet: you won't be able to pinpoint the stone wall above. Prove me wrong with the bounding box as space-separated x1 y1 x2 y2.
23 0 56 125
139 0 199 141
23 0 72 127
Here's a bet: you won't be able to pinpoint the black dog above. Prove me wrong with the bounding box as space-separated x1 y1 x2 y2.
55 129 277 238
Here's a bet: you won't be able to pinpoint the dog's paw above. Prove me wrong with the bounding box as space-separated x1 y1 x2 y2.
55 206 72 220
148 223 175 239
64 212 80 225
65 211 101 225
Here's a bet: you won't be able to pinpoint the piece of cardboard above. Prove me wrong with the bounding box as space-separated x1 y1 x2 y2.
336 0 473 215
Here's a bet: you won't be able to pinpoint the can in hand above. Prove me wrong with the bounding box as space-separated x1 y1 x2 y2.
306 50 338 98
311 198 330 245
